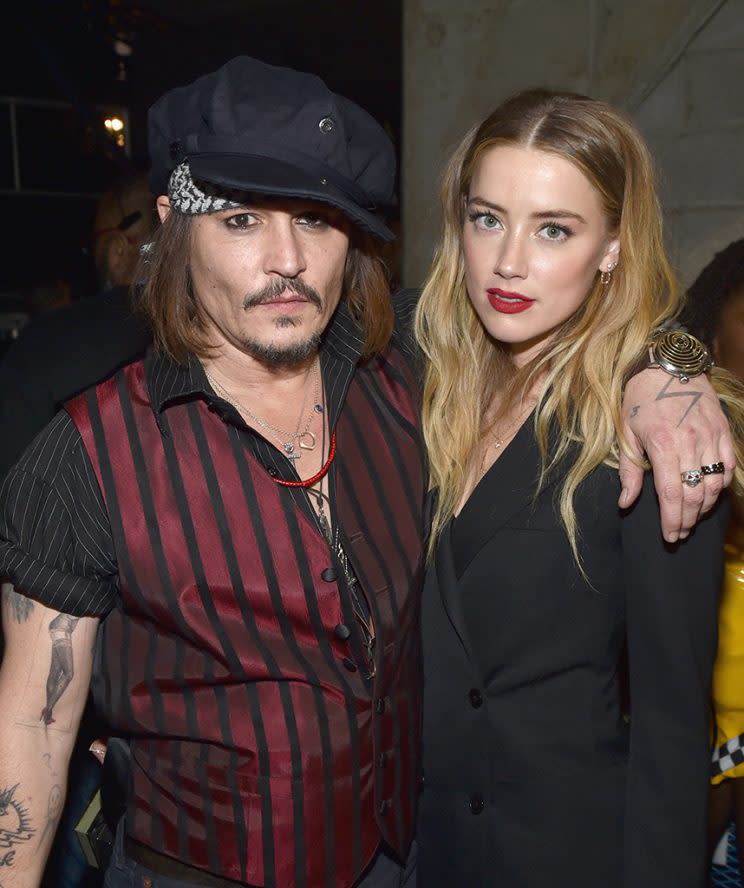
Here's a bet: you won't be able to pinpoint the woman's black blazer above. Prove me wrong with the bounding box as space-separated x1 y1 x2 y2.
419 419 726 887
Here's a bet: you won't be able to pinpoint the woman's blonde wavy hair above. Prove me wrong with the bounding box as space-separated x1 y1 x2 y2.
414 88 744 563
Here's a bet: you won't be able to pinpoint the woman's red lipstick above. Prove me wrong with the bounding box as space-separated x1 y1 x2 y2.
486 288 535 314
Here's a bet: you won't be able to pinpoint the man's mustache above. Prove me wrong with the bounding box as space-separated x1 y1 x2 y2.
243 278 323 310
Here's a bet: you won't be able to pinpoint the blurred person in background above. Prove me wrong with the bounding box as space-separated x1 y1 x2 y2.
0 171 154 479
682 238 744 887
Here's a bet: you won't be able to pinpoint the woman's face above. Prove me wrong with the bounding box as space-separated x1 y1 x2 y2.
462 145 620 366
714 285 744 381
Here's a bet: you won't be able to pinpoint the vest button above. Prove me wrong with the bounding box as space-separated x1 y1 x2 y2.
321 567 337 582
375 697 386 714
469 688 483 708
377 751 388 767
334 623 351 641
469 794 485 815
267 467 279 478
342 657 357 672
378 799 391 815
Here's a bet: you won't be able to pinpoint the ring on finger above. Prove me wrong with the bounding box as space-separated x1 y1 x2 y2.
681 468 704 487
700 462 725 475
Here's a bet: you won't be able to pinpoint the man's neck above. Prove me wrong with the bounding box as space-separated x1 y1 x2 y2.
202 341 319 398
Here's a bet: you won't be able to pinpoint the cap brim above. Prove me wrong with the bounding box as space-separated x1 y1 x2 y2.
189 154 395 242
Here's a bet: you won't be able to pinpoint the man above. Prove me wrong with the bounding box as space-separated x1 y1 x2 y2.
0 56 733 888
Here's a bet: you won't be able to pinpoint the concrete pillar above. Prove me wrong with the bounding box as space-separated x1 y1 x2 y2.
402 0 729 287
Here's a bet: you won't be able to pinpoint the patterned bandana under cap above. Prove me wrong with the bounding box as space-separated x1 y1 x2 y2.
167 161 244 215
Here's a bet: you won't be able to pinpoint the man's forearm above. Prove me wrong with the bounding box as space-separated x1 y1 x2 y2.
0 725 70 888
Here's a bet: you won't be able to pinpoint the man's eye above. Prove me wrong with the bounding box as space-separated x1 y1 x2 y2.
224 213 257 230
297 213 329 229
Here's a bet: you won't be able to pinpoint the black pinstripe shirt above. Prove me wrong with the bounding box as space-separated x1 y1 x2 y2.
0 291 421 619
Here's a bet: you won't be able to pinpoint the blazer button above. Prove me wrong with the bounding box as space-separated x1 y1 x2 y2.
469 688 483 708
321 567 337 582
469 794 485 815
342 657 358 672
375 697 386 714
334 623 352 641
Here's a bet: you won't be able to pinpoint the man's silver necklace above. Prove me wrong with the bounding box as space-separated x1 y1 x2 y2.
204 365 323 460
305 391 376 677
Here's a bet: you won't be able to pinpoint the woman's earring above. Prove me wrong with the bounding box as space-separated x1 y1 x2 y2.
600 261 616 287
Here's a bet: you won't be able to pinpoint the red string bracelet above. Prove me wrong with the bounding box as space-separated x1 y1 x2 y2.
272 432 337 488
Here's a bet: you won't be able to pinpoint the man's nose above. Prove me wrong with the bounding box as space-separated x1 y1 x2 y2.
264 220 307 278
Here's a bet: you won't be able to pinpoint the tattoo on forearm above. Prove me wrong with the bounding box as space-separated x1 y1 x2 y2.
654 376 704 427
40 614 80 725
1 584 34 623
0 784 35 864
38 785 62 846
630 405 640 418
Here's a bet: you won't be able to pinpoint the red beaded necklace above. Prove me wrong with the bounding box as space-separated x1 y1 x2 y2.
272 432 337 488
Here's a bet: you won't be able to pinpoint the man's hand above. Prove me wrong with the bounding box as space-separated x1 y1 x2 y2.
619 370 735 543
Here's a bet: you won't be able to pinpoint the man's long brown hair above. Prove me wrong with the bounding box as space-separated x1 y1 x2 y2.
134 209 393 364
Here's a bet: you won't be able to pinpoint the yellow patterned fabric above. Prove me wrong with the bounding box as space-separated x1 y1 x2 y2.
711 522 744 783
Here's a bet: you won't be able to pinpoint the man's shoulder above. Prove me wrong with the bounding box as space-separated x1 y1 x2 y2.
388 288 422 367
391 288 422 331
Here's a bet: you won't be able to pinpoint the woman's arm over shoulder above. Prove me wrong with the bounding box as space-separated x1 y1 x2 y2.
621 472 726 886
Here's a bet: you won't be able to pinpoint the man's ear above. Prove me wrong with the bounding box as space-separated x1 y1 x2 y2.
156 195 171 223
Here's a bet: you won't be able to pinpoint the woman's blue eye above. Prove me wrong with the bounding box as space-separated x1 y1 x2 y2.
468 211 501 230
540 223 571 241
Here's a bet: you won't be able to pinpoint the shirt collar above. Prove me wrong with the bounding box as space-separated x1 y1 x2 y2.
145 299 365 415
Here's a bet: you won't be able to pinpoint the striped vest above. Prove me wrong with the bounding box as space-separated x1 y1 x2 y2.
66 347 425 888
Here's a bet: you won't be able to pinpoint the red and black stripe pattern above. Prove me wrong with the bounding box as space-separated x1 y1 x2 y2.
65 304 425 888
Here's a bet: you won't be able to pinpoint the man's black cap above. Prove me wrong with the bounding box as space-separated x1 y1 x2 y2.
148 56 397 240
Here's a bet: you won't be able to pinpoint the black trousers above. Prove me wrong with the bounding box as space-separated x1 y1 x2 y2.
103 820 417 888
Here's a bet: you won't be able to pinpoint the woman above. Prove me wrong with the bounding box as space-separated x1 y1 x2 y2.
414 90 744 887
682 239 744 884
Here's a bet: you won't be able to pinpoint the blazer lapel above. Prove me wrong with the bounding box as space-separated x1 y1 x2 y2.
452 418 567 577
434 521 477 663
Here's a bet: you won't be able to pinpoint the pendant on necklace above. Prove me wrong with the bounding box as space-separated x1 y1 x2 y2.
493 438 504 449
283 442 296 455
296 431 317 451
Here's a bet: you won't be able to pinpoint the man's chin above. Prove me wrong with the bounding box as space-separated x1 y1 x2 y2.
240 333 322 369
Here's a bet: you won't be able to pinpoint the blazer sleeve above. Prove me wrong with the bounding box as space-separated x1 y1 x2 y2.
621 471 725 887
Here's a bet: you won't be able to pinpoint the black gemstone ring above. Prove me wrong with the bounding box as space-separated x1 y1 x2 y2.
701 462 725 475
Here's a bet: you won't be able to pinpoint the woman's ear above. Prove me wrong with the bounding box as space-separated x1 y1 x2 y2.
601 236 621 273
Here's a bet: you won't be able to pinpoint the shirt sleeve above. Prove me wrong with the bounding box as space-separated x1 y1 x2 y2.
0 411 119 617
621 472 725 886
